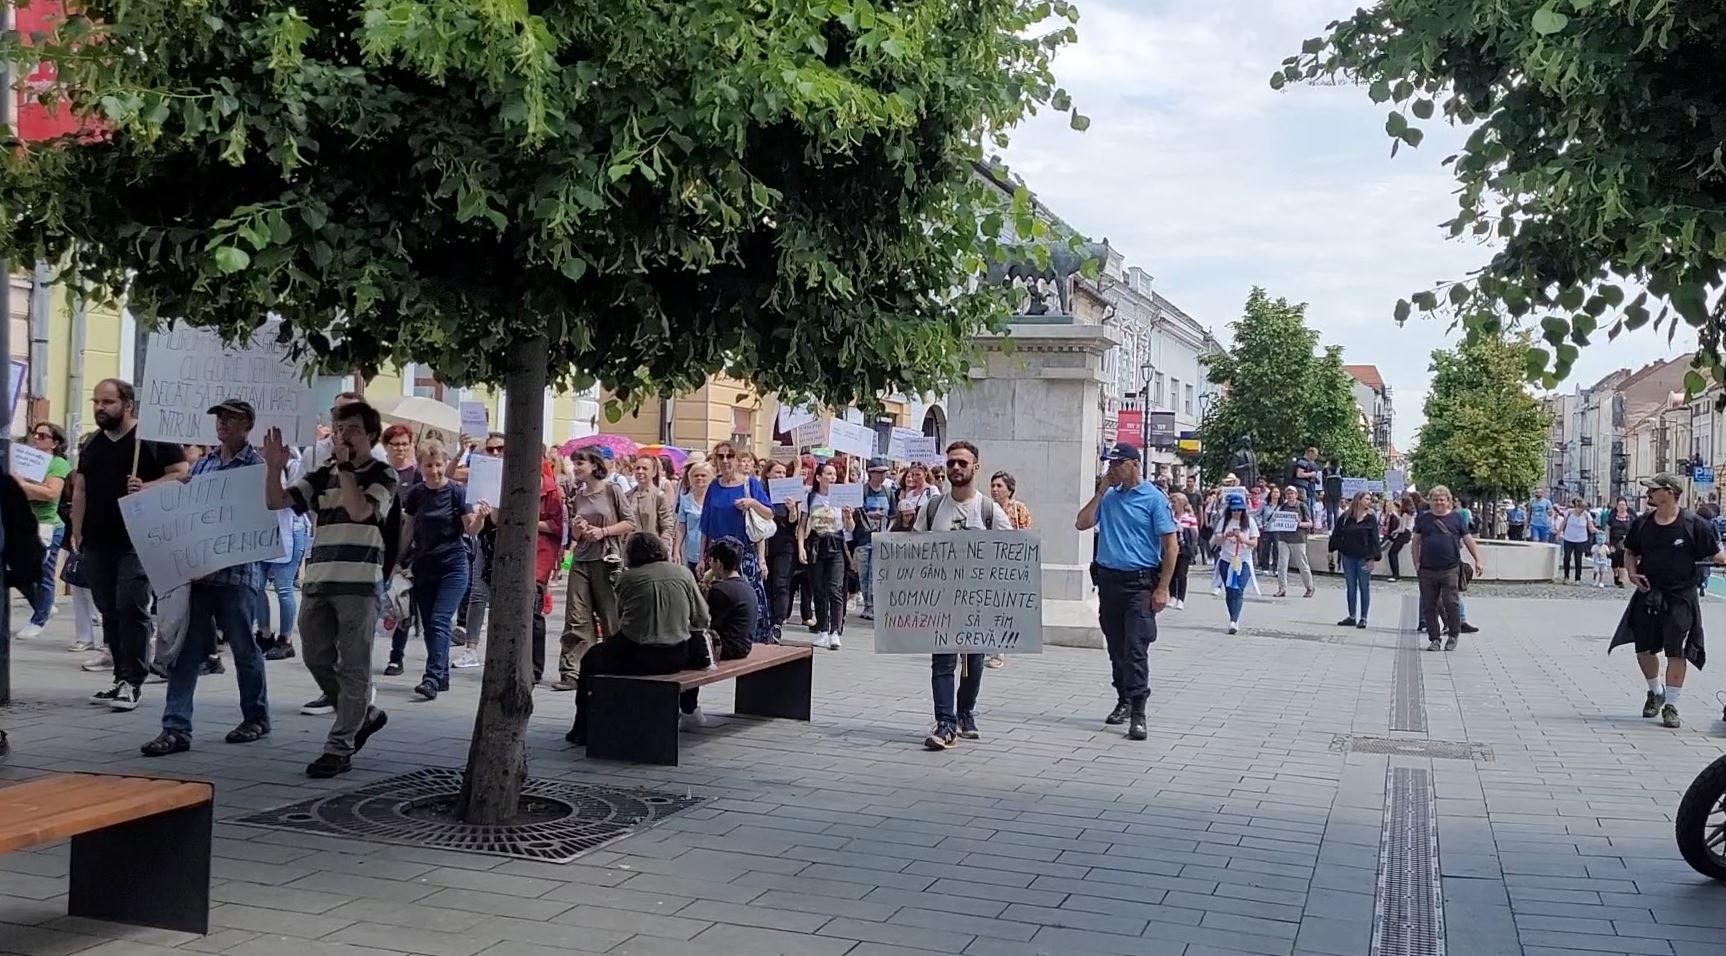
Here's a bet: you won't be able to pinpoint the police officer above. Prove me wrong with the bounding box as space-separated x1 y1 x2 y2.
1075 444 1178 741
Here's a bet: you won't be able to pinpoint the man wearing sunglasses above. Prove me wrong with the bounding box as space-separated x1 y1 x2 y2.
911 441 1015 751
1075 443 1178 741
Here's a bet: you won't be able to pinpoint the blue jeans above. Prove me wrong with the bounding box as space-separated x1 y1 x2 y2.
164 583 270 737
1225 586 1245 622
256 526 308 638
931 653 985 729
1529 525 1551 543
412 550 470 690
29 525 65 626
1340 555 1372 620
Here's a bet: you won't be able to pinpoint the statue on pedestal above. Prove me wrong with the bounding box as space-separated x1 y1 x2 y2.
1228 436 1259 490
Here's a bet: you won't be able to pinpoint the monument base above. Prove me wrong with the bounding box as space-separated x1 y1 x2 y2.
1044 597 1105 649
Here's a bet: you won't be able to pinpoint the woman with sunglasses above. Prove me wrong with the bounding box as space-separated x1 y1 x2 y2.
13 422 73 640
1210 497 1260 635
699 441 775 643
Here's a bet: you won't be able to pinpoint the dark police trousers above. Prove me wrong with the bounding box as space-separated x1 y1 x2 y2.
1092 564 1159 703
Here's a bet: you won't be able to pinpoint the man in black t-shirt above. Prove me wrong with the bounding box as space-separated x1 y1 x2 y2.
1410 485 1484 651
71 379 190 710
1616 473 1724 729
680 537 755 730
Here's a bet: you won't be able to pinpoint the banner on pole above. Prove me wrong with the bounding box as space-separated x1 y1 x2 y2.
871 530 1043 655
120 465 287 592
138 323 317 446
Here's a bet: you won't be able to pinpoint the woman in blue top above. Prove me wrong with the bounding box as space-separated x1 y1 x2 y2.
700 441 775 643
674 461 711 575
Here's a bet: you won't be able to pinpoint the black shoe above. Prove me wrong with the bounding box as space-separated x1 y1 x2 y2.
923 724 957 750
353 708 388 752
90 682 123 704
306 753 351 778
383 661 404 677
1105 700 1130 725
1642 691 1665 718
225 720 269 744
253 630 271 653
1460 622 1479 634
565 727 586 746
957 714 980 740
110 684 141 712
1356 619 1368 629
1337 617 1357 627
140 731 191 757
1127 713 1148 741
300 694 335 716
414 681 439 701
200 656 225 676
1416 622 1427 633
264 641 296 661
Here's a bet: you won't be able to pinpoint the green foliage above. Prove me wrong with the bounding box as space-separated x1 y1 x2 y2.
0 0 1081 409
1280 2 1726 391
1410 333 1551 501
1198 288 1384 481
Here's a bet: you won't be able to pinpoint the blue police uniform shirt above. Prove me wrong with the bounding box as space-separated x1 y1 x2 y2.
1095 480 1179 572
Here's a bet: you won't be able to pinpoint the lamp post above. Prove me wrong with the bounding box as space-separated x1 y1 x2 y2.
1139 359 1154 450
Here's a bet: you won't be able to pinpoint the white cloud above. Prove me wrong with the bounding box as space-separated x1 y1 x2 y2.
1001 0 1694 449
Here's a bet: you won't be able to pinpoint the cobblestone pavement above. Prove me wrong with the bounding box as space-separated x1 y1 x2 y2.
2 574 1724 956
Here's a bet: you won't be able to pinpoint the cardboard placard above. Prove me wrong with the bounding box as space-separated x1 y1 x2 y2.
871 530 1043 655
120 465 287 592
904 436 942 467
8 443 52 484
827 419 878 460
790 419 826 449
138 323 317 446
768 476 808 504
459 401 489 439
466 453 503 507
1266 510 1298 533
826 483 865 508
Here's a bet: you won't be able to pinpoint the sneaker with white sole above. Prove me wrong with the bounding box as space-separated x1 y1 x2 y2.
68 640 96 653
679 707 717 731
110 684 141 712
452 649 482 669
828 633 842 650
300 694 336 716
810 632 831 649
80 652 113 673
16 623 44 640
90 682 123 704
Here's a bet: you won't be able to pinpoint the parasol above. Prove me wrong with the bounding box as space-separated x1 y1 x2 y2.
561 434 639 458
371 395 462 444
638 444 690 469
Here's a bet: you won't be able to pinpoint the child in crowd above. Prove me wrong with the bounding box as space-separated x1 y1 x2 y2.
1590 540 1612 588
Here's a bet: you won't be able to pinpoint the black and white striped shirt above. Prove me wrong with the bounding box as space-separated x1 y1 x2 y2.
288 461 397 596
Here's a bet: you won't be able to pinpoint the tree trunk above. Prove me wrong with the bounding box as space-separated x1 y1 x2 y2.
459 334 548 825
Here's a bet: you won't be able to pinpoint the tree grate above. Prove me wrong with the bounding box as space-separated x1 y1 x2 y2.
1333 735 1493 762
1372 766 1445 956
234 767 702 863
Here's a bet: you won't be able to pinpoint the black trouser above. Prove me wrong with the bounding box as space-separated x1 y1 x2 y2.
1092 565 1158 705
766 546 795 624
531 583 547 683
1418 567 1461 639
1506 524 1524 541
810 538 847 636
1385 533 1410 577
1562 540 1587 581
790 560 814 621
1170 555 1190 602
81 544 153 687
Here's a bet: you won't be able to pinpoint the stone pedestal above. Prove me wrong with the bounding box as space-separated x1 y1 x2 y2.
947 320 1119 645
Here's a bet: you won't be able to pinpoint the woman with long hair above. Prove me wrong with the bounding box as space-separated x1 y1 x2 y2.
12 421 72 639
763 459 800 642
398 440 487 700
1169 491 1198 611
1606 496 1634 588
1383 496 1416 582
797 461 854 650
553 447 637 691
1329 491 1382 629
1211 499 1260 634
1557 496 1596 584
699 441 775 643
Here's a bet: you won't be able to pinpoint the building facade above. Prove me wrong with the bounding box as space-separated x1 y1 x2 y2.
1343 364 1394 456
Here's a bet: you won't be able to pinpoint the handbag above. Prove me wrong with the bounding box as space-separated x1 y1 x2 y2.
744 479 775 543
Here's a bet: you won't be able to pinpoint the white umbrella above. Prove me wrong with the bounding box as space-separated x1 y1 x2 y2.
371 394 462 445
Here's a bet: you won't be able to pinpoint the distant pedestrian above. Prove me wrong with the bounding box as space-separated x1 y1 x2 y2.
1606 497 1634 588
1528 489 1554 542
1169 491 1198 609
1412 486 1484 652
797 461 854 651
1273 485 1315 599
1505 499 1527 541
1211 498 1259 635
1329 491 1380 629
398 440 486 701
1321 457 1343 532
1557 497 1597 584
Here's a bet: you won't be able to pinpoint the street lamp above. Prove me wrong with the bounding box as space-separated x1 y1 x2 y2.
1139 360 1154 450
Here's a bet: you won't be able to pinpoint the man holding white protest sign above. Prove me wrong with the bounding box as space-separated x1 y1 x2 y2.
73 379 190 711
139 400 276 756
1075 443 1178 742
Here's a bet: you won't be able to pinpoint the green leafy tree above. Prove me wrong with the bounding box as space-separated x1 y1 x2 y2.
0 0 1081 821
1198 288 1383 483
1410 333 1551 518
1279 3 1726 393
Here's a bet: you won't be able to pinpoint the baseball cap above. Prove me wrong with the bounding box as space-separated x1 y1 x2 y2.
1102 443 1141 463
206 399 255 423
1641 473 1685 494
868 457 889 472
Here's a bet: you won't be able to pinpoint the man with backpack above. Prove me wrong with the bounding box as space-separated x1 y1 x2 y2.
914 441 1014 751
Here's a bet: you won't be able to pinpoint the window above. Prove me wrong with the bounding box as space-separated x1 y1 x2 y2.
409 363 448 401
1154 372 1166 406
1169 377 1179 410
731 406 754 447
1184 383 1195 416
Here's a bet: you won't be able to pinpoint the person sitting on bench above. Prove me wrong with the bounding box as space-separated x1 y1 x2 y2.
566 531 711 746
681 536 758 729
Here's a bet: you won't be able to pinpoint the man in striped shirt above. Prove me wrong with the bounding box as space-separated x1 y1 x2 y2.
264 400 396 778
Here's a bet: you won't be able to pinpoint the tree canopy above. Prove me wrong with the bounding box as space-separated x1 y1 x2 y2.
1198 288 1383 481
1410 332 1551 503
0 0 1083 410
1279 2 1726 393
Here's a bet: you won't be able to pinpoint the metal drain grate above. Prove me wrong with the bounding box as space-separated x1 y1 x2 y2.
1391 640 1427 733
234 767 702 863
1372 767 1445 956
1333 735 1493 762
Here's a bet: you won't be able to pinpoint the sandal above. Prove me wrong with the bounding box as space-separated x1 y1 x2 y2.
140 731 191 757
985 655 1006 669
225 721 270 744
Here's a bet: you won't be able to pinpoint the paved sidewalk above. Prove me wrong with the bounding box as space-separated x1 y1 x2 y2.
2 575 1724 956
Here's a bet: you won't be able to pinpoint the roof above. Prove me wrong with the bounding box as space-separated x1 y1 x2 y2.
1343 365 1385 392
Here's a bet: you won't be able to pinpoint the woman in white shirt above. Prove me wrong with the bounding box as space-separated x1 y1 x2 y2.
797 462 854 650
1556 497 1596 584
1210 498 1260 635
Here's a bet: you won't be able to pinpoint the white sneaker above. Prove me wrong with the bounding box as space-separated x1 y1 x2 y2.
67 640 95 653
828 633 842 650
452 649 482 669
16 623 44 640
811 632 831 649
80 652 113 672
1170 599 1184 611
679 707 717 730
110 683 141 712
1227 621 1239 635
1211 586 1221 596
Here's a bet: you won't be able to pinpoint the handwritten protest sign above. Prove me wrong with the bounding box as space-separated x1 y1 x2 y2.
466 454 503 507
887 427 922 461
768 477 808 504
459 402 488 439
139 323 317 446
904 436 942 467
790 419 826 449
120 465 287 592
768 445 799 462
871 530 1043 655
827 419 878 459
826 483 865 508
8 443 51 483
1266 510 1298 533
1340 477 1368 498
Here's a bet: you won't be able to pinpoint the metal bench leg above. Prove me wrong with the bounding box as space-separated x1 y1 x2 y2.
69 800 212 934
586 679 682 765
736 657 812 720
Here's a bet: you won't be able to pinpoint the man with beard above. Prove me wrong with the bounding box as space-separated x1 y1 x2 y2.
71 379 189 711
913 441 1015 751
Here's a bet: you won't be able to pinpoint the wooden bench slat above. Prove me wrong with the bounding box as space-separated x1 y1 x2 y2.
0 775 214 854
619 644 813 690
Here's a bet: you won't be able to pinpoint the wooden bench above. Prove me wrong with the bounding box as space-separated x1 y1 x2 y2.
0 773 214 934
586 644 813 765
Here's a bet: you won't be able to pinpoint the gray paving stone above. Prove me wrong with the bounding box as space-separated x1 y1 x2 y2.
1518 929 1677 955
676 899 833 933
888 906 1039 942
819 915 977 952
549 904 712 941
322 921 501 956
466 915 633 952
689 922 858 955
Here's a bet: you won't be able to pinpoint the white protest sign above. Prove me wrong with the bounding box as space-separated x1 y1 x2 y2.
139 323 317 446
120 464 287 593
1366 480 1386 494
1340 477 1369 498
1266 510 1298 533
1386 469 1407 496
466 453 503 507
768 476 808 504
904 436 942 466
8 443 52 483
790 419 826 448
827 419 878 459
887 427 922 461
768 445 799 462
459 401 489 439
872 530 1042 654
826 483 865 509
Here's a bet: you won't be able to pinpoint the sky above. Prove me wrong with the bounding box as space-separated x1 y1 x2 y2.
1000 0 1695 449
